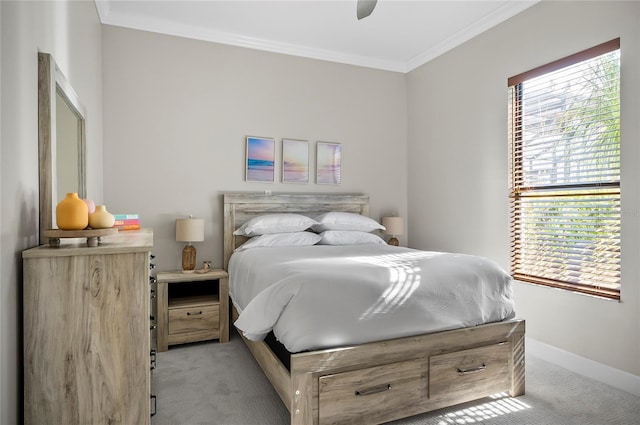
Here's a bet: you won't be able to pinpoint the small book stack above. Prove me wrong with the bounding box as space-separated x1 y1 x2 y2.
113 214 140 231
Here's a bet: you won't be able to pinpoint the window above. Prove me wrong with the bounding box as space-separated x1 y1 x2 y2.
508 39 621 300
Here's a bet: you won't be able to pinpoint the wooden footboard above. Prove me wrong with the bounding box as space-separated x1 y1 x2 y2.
233 306 525 425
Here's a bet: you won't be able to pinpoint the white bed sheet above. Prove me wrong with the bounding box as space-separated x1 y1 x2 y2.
229 244 516 353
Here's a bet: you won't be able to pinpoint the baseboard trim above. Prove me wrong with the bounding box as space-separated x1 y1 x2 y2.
526 337 640 397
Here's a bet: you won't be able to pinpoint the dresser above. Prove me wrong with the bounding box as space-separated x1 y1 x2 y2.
22 229 154 425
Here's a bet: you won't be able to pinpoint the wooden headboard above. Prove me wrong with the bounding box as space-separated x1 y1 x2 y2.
223 192 370 270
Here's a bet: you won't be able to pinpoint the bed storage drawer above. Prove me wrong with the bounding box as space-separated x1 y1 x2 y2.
429 342 511 399
318 359 423 425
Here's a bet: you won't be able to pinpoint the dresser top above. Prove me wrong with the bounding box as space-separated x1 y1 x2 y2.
22 228 153 258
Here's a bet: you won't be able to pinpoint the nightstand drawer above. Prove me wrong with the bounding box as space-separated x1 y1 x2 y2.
168 304 219 335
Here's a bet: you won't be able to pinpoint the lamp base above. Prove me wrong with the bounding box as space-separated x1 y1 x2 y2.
388 236 399 246
182 244 197 273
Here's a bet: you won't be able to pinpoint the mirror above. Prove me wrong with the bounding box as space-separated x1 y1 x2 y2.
38 52 87 244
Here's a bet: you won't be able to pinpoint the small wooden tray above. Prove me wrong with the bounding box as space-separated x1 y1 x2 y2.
42 228 118 247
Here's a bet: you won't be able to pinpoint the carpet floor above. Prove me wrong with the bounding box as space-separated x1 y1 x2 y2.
152 329 640 425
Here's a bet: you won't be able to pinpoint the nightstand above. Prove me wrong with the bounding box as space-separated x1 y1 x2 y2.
156 269 229 351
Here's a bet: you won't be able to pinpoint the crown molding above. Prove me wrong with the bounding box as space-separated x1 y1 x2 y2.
405 0 539 72
96 2 406 72
94 0 110 24
95 0 539 74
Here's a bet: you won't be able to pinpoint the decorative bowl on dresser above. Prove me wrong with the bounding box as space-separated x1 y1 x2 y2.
22 229 155 425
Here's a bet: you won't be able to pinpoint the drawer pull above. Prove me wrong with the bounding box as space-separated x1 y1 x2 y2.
457 363 486 375
150 394 157 417
355 383 392 396
187 311 203 316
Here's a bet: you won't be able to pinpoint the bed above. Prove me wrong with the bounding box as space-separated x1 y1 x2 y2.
223 192 525 425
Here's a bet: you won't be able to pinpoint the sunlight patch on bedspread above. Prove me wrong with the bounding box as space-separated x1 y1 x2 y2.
352 251 445 319
230 245 515 352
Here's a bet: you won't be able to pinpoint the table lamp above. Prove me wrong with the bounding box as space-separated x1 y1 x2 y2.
382 216 404 246
176 215 205 273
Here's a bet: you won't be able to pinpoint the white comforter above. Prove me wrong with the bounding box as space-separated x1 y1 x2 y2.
230 244 516 353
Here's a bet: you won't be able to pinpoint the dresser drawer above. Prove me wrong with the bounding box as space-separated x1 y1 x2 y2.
318 359 423 425
168 304 219 335
429 342 511 399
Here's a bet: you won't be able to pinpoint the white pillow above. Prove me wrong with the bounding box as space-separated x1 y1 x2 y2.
235 232 321 251
233 213 319 236
318 230 386 246
312 212 385 233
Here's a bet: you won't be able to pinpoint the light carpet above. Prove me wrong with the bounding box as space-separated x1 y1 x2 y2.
152 330 640 425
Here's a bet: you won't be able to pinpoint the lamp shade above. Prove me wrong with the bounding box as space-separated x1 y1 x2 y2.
382 216 404 236
176 217 205 242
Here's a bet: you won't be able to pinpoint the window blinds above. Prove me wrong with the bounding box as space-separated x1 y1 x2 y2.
508 39 621 299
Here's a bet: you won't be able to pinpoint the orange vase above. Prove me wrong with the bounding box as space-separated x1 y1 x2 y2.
56 192 89 230
89 205 115 229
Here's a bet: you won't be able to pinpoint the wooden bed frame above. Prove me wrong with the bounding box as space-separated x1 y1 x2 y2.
223 192 525 425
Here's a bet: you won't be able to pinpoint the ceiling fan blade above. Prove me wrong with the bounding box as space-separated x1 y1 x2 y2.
357 0 378 20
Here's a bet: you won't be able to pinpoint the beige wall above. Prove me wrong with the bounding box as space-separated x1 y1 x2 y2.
0 1 103 423
102 26 408 272
408 0 640 385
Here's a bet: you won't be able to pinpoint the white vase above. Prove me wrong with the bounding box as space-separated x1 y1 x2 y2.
89 205 115 229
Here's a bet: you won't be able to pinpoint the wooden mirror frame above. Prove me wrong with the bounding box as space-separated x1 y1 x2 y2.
38 52 87 244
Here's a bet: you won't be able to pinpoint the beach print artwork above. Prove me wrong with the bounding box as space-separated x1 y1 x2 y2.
282 139 309 184
246 136 275 182
316 142 342 185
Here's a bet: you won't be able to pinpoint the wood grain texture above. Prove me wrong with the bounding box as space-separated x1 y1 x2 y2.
23 228 153 258
223 193 526 425
286 320 524 425
42 227 118 239
223 192 369 270
168 304 219 334
429 342 511 399
167 329 220 346
232 306 292 407
157 280 169 352
38 52 87 245
23 232 152 425
292 372 314 425
219 276 229 343
290 320 524 375
319 360 422 425
156 269 228 283
38 52 54 245
156 269 229 350
510 324 526 396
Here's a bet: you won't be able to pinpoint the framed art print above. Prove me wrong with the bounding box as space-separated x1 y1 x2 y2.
245 136 275 182
282 139 309 184
316 142 342 185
